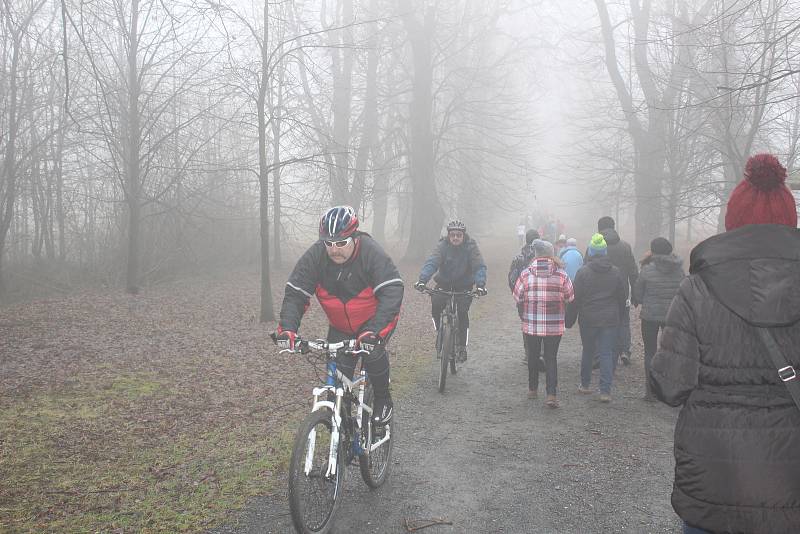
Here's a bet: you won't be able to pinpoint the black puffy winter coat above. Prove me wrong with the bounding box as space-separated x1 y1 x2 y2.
601 228 638 291
572 255 627 328
632 254 684 322
650 224 800 534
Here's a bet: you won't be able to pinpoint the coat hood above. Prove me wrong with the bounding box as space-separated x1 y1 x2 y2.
651 253 683 274
600 228 621 246
559 245 579 257
690 224 800 327
587 255 613 273
529 257 557 276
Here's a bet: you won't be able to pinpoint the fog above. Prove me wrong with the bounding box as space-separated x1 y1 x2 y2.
2 0 799 311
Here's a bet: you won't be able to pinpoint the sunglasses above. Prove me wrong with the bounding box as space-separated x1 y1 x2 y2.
448 232 464 238
323 237 353 248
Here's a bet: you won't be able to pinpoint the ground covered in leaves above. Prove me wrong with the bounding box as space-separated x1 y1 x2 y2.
0 263 432 533
1 242 684 534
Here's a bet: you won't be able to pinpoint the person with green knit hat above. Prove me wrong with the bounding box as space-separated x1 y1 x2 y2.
573 232 628 402
588 233 607 256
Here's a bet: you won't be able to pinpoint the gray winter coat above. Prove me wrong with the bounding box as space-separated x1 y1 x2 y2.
650 224 800 534
632 254 684 323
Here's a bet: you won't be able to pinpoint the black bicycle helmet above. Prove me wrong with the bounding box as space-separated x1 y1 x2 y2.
446 219 466 233
319 205 359 240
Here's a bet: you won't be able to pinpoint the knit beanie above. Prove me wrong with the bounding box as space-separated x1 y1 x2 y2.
532 239 555 258
650 237 672 255
566 237 577 247
588 233 607 256
525 229 540 245
725 153 797 231
597 216 615 231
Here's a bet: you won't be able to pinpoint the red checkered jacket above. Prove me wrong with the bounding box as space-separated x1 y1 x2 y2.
513 258 575 336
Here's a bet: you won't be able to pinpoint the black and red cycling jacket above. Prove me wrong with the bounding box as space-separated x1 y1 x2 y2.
278 233 404 339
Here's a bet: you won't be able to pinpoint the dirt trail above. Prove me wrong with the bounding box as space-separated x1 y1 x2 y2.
215 263 681 534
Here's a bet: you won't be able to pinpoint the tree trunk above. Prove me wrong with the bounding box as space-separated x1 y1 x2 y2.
371 146 389 243
0 17 23 296
258 0 275 323
124 0 142 294
271 57 284 268
350 0 379 211
402 6 444 261
329 0 354 204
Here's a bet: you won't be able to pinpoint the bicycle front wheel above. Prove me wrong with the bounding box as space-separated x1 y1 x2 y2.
359 385 393 488
288 409 345 534
438 322 453 393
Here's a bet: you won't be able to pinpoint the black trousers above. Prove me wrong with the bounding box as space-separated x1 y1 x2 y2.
328 326 391 402
431 292 473 347
641 319 664 396
524 334 562 395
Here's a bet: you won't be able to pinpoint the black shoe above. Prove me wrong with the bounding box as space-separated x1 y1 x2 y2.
457 347 468 362
373 400 393 426
621 352 631 366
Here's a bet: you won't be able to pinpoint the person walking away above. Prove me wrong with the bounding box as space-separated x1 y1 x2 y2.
596 216 638 366
513 240 574 407
631 237 684 401
516 218 527 247
651 153 800 534
554 234 567 256
574 233 627 402
558 237 583 281
274 205 404 425
508 229 545 368
414 220 487 362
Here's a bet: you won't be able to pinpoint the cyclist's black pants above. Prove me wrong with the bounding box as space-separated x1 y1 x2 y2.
430 292 473 348
328 326 392 403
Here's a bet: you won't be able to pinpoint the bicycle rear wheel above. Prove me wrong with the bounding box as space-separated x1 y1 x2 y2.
288 409 345 534
359 385 393 488
438 322 453 393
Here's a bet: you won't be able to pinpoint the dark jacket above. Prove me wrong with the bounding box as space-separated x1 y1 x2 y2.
596 228 638 292
632 254 684 323
279 232 404 338
507 242 536 291
419 234 487 290
650 224 800 534
572 255 627 328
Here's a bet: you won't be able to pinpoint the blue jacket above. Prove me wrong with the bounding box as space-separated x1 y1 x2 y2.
559 246 583 281
419 234 487 290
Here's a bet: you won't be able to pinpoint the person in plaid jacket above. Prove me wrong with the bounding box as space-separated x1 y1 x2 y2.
512 239 575 408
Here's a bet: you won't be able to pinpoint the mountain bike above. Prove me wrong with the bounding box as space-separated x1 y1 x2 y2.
271 334 393 534
418 286 481 393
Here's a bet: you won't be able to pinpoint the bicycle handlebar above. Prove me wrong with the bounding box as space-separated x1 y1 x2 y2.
417 286 482 298
270 332 369 356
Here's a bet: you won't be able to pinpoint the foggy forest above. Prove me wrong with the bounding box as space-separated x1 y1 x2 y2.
2 0 798 307
2 0 800 532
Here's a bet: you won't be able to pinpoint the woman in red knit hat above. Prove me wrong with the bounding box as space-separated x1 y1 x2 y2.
650 153 800 534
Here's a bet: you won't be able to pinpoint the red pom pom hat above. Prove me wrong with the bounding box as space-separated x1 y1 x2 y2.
724 153 797 231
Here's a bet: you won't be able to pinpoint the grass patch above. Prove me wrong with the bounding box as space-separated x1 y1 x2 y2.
0 373 296 533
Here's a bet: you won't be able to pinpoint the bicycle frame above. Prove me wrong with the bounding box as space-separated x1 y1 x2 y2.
424 287 477 352
295 339 390 479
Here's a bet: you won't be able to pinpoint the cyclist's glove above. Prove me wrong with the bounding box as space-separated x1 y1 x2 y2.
476 286 488 297
275 329 297 351
414 280 427 292
356 331 381 352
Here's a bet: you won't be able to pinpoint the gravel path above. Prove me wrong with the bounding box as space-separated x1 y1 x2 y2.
214 270 681 534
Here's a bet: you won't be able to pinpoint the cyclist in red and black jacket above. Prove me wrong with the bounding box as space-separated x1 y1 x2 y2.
275 206 403 425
